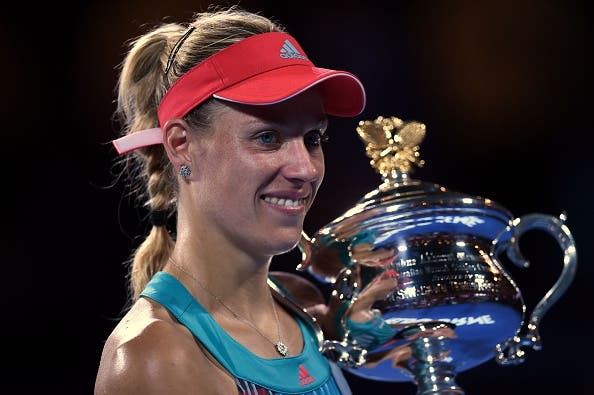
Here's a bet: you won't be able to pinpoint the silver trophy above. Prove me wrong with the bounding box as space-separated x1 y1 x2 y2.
298 116 577 394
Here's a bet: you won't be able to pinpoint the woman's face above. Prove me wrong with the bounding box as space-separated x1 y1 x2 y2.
188 89 327 258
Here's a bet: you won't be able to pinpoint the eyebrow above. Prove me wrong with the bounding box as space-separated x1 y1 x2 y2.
240 114 329 132
317 117 329 131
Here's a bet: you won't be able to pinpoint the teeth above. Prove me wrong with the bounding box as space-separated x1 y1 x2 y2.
264 196 302 207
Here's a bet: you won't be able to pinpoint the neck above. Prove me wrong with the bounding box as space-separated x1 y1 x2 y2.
167 233 274 317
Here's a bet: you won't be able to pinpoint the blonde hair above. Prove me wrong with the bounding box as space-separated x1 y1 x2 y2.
114 6 284 302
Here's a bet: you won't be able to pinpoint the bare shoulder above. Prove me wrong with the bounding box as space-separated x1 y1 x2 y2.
94 298 237 395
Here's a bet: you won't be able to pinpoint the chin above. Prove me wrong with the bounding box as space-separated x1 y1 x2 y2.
265 230 302 256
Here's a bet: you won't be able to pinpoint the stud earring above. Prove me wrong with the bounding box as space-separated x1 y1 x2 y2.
179 165 191 179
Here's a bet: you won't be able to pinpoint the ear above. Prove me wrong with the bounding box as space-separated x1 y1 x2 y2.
162 119 192 168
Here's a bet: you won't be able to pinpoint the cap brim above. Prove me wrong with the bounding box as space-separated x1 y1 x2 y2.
213 65 366 117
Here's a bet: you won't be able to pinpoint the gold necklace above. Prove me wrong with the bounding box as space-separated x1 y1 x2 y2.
168 257 289 357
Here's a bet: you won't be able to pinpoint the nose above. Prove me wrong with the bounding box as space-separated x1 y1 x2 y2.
282 139 324 183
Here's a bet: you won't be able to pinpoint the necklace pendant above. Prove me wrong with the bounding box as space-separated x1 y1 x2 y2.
276 341 288 357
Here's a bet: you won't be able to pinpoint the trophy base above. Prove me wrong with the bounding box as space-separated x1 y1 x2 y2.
345 302 522 382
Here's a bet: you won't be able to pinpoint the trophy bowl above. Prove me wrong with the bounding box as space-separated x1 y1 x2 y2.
298 116 577 394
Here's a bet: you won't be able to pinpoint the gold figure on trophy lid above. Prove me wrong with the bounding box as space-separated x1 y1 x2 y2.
356 116 426 180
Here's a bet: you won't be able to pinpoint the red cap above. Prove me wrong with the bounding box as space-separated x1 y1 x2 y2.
113 32 366 155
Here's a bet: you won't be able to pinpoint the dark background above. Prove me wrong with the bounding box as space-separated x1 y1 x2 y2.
2 0 592 394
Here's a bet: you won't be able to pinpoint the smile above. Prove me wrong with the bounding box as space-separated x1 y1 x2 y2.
262 196 306 208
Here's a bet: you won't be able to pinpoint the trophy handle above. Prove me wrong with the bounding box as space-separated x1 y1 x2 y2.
321 339 368 368
493 212 578 365
296 231 313 272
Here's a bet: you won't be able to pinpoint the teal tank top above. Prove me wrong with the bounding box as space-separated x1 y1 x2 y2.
140 272 351 394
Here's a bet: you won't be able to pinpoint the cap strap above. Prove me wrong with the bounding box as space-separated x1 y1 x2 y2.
112 128 162 155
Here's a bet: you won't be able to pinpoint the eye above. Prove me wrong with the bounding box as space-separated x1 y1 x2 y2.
304 130 329 148
255 131 281 146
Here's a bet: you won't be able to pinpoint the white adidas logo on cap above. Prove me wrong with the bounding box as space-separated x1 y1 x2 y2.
279 39 308 60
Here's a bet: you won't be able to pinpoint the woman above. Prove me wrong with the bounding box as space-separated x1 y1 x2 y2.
95 6 372 395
